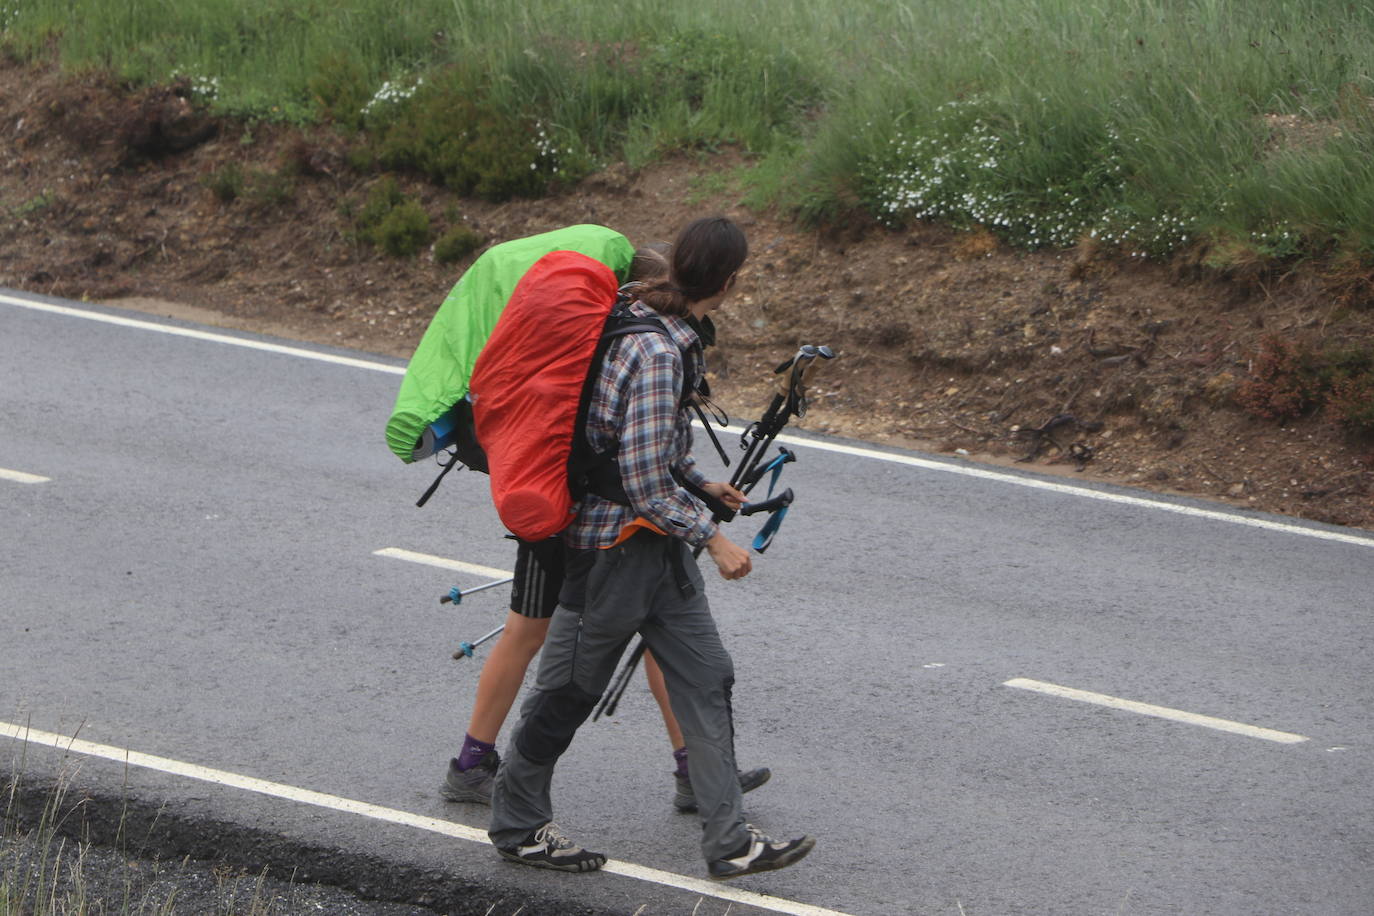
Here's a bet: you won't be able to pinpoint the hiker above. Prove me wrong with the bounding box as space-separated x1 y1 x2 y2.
442 242 770 812
488 216 815 879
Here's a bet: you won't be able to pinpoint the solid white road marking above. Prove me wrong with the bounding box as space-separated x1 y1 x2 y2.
0 293 405 375
373 547 511 580
6 291 1371 549
1003 678 1310 744
0 467 50 483
0 721 855 916
769 431 1374 550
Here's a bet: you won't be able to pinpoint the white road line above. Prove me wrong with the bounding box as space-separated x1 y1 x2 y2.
769 431 1374 550
0 293 405 375
0 467 50 484
373 547 511 580
0 721 854 916
1003 678 1310 744
8 290 1372 549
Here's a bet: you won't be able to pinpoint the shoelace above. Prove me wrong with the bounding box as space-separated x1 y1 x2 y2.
534 822 574 850
743 823 771 847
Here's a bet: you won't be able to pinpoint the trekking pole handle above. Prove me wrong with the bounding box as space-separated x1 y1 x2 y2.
740 488 793 517
440 577 515 605
739 447 796 492
452 623 506 660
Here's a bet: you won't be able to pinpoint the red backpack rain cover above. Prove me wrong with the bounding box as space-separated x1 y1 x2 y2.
468 249 620 540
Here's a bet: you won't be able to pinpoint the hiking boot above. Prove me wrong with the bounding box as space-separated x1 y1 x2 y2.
440 750 500 804
673 766 772 813
497 822 606 873
708 824 814 879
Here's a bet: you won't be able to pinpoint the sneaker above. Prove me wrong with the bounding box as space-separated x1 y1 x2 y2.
708 824 814 879
673 766 772 813
497 822 606 873
440 750 500 804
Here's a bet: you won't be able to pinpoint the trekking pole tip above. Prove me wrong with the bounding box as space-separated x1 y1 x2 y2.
452 642 475 660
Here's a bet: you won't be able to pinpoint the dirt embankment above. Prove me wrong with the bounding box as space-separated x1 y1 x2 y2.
3 59 1372 530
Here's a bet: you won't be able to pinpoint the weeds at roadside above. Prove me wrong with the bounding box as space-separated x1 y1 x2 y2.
344 177 431 257
1237 335 1374 436
3 727 304 916
4 0 1374 265
12 189 56 220
201 164 296 209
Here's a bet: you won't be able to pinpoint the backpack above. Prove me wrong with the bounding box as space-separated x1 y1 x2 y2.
387 225 706 541
384 224 634 464
467 249 693 540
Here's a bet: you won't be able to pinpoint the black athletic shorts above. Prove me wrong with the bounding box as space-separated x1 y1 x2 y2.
509 537 565 619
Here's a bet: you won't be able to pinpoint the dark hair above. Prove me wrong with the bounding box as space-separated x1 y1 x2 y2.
637 216 748 318
628 242 671 283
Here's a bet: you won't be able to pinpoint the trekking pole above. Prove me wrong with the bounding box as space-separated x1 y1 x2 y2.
594 344 834 718
443 575 515 660
592 640 647 721
452 623 506 661
440 577 514 605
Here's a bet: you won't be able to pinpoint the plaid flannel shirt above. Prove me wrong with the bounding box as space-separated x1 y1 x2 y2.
563 301 715 549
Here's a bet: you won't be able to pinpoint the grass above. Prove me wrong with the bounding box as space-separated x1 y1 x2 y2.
2 734 290 916
4 0 1374 263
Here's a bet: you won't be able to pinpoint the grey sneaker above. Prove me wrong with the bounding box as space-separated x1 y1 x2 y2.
440 750 499 804
497 822 606 873
674 766 772 813
708 824 814 879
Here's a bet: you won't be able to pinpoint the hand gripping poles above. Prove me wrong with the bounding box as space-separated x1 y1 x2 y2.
592 343 834 719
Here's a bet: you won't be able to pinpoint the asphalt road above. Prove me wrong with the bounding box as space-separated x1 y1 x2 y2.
2 288 1371 915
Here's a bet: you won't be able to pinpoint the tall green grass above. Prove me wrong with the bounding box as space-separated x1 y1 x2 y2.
4 0 1374 260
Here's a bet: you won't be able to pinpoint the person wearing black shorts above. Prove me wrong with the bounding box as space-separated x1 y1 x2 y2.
441 536 769 807
441 243 768 809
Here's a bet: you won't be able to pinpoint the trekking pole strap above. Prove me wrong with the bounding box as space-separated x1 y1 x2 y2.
417 450 462 507
743 455 793 552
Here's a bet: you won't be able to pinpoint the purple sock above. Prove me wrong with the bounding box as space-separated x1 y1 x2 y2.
457 734 496 771
673 746 689 778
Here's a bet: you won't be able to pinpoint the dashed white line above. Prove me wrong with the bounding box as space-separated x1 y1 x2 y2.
1003 678 1310 744
8 291 1373 550
0 467 49 484
0 720 855 916
373 547 511 580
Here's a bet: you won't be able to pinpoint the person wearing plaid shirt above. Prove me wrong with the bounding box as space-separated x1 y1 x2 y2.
488 217 814 879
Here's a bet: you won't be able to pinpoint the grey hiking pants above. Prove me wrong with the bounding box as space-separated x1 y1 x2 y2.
488 532 749 863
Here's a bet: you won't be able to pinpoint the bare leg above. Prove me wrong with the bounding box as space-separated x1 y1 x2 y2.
644 649 685 751
466 610 551 744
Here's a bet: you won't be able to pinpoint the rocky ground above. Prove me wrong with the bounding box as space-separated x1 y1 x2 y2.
3 56 1372 535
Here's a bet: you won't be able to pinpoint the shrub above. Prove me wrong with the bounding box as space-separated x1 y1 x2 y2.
372 72 554 201
201 163 294 208
1237 337 1374 435
245 167 295 208
348 178 430 256
1235 336 1326 421
434 224 484 264
357 176 404 228
203 163 244 202
372 200 430 256
1328 372 1374 436
307 52 373 131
